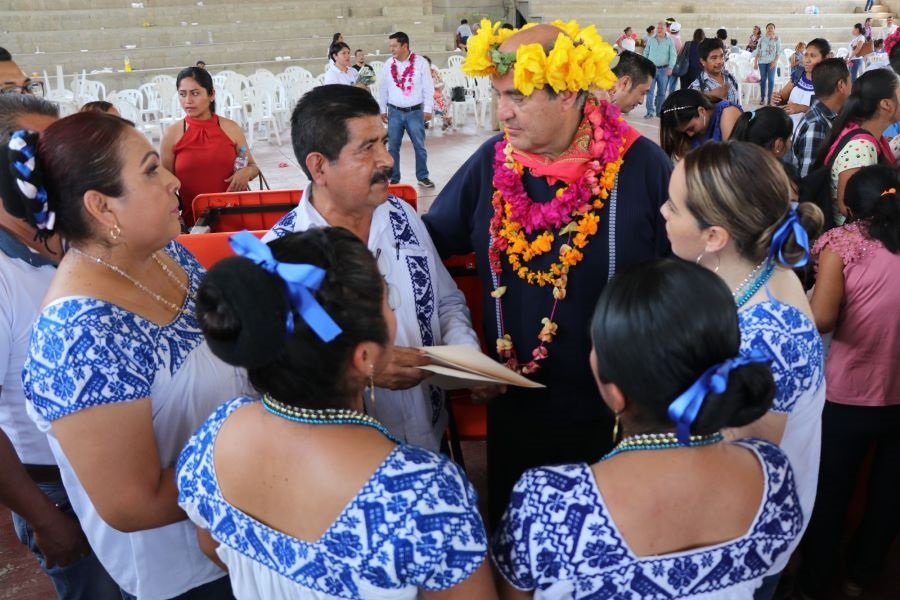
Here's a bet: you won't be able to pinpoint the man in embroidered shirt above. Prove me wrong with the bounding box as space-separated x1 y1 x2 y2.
264 84 480 452
0 92 120 598
642 21 677 118
424 21 672 527
792 58 851 178
378 31 435 188
689 38 742 106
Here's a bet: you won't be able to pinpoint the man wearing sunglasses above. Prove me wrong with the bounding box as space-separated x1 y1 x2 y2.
0 47 44 97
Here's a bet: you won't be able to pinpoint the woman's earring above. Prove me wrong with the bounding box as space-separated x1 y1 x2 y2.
369 366 376 407
109 224 121 241
612 410 623 444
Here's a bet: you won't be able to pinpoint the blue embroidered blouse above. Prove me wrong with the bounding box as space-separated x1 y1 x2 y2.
177 396 488 599
493 438 802 599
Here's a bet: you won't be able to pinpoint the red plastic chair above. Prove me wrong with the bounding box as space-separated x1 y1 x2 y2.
191 189 301 232
176 230 266 269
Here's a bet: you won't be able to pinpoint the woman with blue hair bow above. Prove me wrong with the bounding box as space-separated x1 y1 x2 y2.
661 141 825 599
177 227 494 599
493 258 802 599
11 112 247 599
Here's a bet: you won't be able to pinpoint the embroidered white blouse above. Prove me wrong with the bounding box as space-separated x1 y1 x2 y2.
178 395 488 599
494 438 803 599
24 242 249 600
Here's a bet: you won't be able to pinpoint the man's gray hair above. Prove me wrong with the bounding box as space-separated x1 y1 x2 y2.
0 94 59 146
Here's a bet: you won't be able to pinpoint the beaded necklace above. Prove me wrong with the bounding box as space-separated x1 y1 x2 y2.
261 394 402 444
733 260 775 309
602 431 724 461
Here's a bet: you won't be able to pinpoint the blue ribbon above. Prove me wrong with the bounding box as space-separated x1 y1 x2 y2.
767 207 810 268
228 230 342 342
667 350 772 444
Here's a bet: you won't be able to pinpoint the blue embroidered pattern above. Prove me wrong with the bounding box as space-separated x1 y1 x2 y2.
177 397 487 597
739 301 824 413
24 243 204 422
387 196 421 248
493 439 803 598
269 208 298 240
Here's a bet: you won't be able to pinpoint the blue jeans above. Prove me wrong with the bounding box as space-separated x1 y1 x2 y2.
850 58 863 81
645 67 670 116
12 481 122 600
387 106 429 181
865 0 874 10
759 62 776 103
666 71 680 95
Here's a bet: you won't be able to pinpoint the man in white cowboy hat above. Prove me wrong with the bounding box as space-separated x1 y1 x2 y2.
424 20 672 526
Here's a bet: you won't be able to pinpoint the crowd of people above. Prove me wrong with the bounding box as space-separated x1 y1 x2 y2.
0 10 899 600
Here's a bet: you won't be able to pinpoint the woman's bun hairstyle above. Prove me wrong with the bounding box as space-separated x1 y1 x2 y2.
197 256 290 369
592 258 776 434
691 363 775 434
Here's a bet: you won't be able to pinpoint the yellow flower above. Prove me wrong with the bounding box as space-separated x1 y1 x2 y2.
550 19 581 41
546 33 575 92
463 19 501 76
514 43 548 95
490 286 507 298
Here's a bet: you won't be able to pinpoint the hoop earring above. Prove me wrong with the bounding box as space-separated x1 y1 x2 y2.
695 251 720 273
109 224 121 241
612 410 623 444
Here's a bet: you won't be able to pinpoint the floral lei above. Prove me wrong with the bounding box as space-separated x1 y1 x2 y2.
390 53 416 96
489 98 628 375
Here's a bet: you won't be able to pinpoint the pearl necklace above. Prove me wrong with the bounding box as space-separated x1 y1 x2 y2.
261 394 402 444
733 260 776 309
602 431 724 461
70 247 187 314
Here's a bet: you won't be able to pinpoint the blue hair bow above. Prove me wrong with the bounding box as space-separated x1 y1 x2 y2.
228 230 342 342
768 207 810 268
667 350 772 444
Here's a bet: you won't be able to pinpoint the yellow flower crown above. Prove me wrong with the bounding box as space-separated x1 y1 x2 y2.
463 19 618 96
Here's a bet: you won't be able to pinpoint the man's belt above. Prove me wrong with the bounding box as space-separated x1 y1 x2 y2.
23 464 62 484
388 103 423 112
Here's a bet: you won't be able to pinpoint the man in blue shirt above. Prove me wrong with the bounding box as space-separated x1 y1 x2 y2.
643 21 677 118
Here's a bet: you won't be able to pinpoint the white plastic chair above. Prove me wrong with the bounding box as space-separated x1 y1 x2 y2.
244 87 282 146
447 55 464 69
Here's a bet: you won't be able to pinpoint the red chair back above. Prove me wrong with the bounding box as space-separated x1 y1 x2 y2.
176 230 266 269
190 184 417 233
192 189 301 232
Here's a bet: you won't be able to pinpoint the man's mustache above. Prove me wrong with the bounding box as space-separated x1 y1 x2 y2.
371 168 393 184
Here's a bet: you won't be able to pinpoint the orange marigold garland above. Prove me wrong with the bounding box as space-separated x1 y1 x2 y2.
489 98 628 374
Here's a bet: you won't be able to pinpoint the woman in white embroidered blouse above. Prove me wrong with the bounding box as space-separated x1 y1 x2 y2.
661 142 826 596
177 228 494 599
15 112 247 599
493 258 802 599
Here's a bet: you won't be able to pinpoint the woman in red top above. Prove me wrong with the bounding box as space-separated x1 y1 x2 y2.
161 66 258 226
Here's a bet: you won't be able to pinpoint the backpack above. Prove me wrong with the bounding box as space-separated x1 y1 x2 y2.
798 127 878 231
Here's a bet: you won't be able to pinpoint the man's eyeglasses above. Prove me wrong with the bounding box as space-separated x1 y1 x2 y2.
0 81 45 97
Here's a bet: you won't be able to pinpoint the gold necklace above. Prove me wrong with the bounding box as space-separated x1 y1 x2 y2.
70 247 185 314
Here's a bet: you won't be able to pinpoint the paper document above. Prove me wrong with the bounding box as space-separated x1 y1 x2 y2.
418 345 545 390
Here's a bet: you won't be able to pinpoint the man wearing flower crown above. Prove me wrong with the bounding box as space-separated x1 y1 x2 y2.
424 20 673 526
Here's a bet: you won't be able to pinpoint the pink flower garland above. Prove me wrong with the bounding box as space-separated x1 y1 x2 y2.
498 99 629 234
488 99 629 375
391 53 416 96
